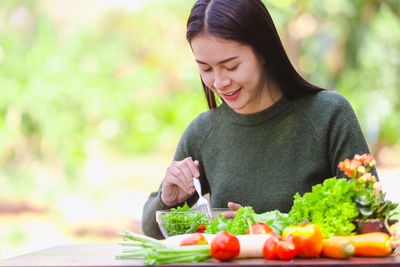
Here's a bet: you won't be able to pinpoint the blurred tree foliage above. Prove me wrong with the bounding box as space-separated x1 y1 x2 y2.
0 0 203 187
0 0 399 189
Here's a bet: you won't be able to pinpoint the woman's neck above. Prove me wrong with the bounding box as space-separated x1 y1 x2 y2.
250 78 283 114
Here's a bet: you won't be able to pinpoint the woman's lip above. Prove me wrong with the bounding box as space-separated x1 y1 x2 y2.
223 88 241 96
221 87 242 101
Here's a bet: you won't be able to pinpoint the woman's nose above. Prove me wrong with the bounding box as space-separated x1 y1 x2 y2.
213 72 231 91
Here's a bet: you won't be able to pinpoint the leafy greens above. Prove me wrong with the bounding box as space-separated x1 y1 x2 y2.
205 206 290 235
288 177 359 237
160 203 290 236
159 203 209 236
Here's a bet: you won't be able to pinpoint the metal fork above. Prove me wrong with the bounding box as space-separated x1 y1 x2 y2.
193 177 212 220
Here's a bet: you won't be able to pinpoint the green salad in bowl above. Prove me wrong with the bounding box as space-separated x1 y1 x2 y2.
156 204 291 238
156 203 230 238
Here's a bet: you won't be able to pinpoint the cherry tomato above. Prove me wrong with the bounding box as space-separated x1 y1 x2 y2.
276 239 298 260
196 225 207 233
210 231 240 261
262 234 280 259
246 222 274 235
179 233 208 246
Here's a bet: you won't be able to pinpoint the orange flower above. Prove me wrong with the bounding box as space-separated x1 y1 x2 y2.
348 159 362 178
354 154 362 160
338 159 350 171
359 153 376 167
339 154 376 179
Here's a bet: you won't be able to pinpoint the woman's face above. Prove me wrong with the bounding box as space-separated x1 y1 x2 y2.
191 34 272 114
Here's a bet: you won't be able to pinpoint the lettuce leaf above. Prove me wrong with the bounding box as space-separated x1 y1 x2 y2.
288 177 359 237
254 210 290 235
204 214 230 234
205 207 290 236
227 206 257 235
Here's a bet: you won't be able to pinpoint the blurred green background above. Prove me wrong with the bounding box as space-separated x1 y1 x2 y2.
0 0 399 260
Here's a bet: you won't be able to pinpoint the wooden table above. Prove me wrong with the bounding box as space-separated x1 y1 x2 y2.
0 244 399 267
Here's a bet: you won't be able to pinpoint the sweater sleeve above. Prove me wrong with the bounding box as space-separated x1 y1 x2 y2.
141 185 173 239
325 93 379 179
141 111 213 238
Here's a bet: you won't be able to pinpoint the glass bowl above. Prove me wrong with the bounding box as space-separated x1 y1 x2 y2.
156 208 230 238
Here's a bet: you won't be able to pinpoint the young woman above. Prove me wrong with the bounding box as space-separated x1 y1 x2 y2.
142 0 377 239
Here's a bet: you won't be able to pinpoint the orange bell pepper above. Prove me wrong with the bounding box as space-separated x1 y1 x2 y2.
282 224 323 258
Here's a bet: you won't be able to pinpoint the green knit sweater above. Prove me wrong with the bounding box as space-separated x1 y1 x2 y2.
141 90 376 239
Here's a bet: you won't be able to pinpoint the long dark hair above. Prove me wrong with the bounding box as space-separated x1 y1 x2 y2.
186 0 324 109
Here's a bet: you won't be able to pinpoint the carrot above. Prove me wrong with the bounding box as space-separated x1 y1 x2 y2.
321 236 355 259
346 233 392 257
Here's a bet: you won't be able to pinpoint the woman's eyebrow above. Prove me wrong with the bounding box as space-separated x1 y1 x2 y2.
195 56 238 65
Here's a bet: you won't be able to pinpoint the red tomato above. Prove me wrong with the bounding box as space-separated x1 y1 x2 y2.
179 233 208 246
283 234 294 242
196 225 207 233
246 222 274 235
210 231 240 261
276 240 298 260
262 234 280 259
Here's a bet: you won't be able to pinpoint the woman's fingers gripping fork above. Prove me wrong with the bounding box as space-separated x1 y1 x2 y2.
167 157 199 194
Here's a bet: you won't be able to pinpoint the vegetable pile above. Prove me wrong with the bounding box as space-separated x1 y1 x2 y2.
117 153 399 264
116 223 394 265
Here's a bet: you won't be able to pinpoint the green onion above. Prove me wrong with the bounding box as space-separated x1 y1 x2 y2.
119 231 164 248
116 232 211 265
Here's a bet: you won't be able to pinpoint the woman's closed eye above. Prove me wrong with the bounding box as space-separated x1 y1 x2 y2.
202 64 239 73
227 64 239 71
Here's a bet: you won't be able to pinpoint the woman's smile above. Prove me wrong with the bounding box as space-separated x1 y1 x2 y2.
220 87 242 101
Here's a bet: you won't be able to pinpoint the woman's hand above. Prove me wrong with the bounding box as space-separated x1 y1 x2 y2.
221 202 242 219
161 157 200 206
